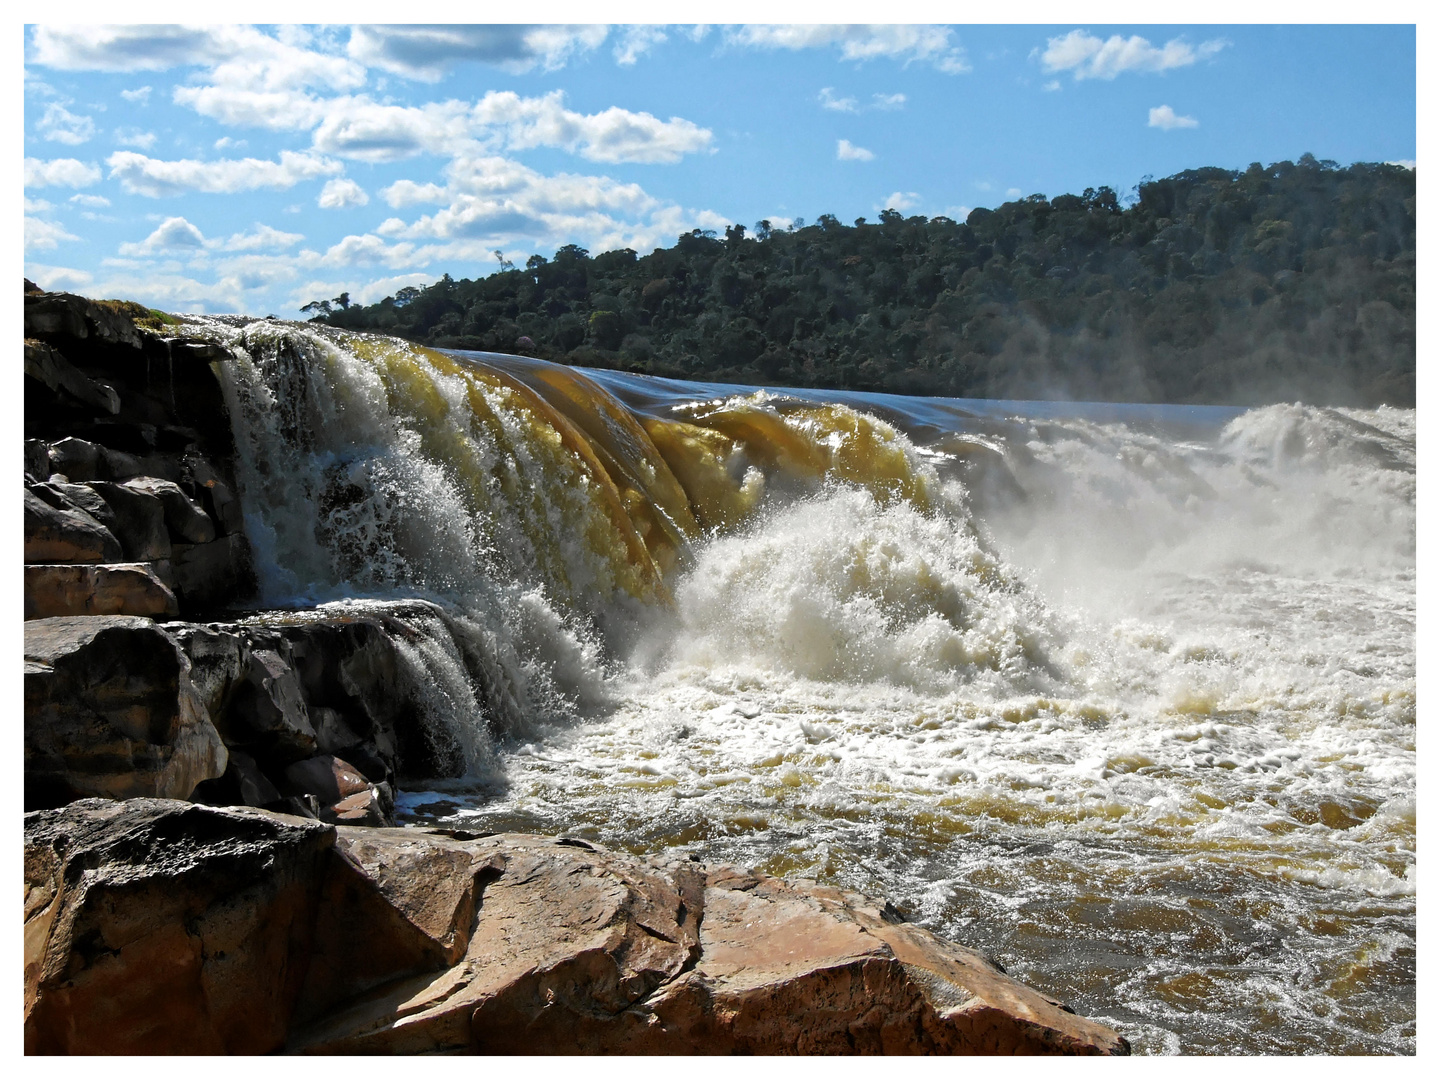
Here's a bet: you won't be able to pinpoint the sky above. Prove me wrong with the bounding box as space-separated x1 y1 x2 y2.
22 18 1417 318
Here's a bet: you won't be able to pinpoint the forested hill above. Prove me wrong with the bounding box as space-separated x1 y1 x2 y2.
311 157 1415 407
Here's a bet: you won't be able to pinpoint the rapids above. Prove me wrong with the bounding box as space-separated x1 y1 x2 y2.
199 318 1414 1055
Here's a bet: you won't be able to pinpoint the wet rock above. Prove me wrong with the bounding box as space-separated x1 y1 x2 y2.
89 480 172 561
124 475 217 543
169 533 255 612
24 799 333 1054
47 436 102 482
168 624 248 721
283 755 371 806
23 618 227 808
25 562 179 620
25 339 121 415
25 438 50 481
24 488 123 564
226 648 317 761
323 786 389 826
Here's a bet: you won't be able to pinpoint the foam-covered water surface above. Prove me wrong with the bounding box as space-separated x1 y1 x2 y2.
194 318 1413 1054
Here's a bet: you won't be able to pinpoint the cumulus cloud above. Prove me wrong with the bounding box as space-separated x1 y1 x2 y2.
69 193 110 207
381 180 450 207
872 92 906 110
880 191 920 212
307 90 713 165
24 262 94 293
727 25 970 74
819 87 858 112
837 139 874 162
1041 30 1228 80
614 26 667 66
120 85 152 103
25 216 80 251
106 150 343 196
472 90 713 164
218 225 305 251
24 157 101 188
346 24 607 80
1148 104 1198 130
119 216 207 256
318 177 370 209
39 102 97 145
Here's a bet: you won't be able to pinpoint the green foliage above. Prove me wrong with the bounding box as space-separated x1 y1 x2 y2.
313 159 1416 406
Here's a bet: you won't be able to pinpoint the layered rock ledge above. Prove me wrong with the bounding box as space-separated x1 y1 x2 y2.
25 799 1129 1056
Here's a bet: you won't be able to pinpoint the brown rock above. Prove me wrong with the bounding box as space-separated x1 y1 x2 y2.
24 562 179 619
23 803 1129 1056
24 488 123 563
24 799 334 1054
24 618 227 808
284 754 371 805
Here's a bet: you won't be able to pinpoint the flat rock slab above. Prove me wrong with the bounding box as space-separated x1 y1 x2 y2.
25 801 1130 1056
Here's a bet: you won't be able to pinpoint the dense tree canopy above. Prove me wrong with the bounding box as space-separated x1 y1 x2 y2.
313 157 1415 407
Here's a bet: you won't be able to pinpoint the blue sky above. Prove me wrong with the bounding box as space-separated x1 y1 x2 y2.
23 20 1417 317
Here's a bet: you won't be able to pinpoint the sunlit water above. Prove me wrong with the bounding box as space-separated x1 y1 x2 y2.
198 317 1414 1054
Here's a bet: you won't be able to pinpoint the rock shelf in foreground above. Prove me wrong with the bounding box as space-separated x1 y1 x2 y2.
25 799 1129 1056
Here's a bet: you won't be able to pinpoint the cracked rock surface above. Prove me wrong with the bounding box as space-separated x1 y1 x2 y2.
25 799 1128 1055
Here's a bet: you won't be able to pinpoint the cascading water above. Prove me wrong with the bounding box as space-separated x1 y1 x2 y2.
191 317 1414 1055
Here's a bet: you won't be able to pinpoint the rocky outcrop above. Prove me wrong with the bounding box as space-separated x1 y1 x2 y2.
25 800 1130 1056
24 288 256 621
24 618 227 808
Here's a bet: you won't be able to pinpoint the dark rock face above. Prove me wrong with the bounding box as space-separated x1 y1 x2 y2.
24 801 1131 1056
24 799 334 1054
24 289 256 621
24 618 227 809
24 563 180 619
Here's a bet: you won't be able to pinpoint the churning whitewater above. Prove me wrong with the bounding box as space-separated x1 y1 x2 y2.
198 318 1414 1055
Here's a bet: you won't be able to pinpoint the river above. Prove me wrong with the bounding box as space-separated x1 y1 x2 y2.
204 319 1415 1055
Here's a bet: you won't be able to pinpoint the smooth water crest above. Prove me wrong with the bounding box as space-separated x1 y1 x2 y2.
198 317 1414 1055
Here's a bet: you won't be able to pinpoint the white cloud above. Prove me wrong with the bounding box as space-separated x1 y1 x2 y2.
307 90 713 166
837 139 874 162
24 263 94 292
25 197 54 212
872 92 906 110
39 103 97 145
120 85 152 104
69 193 110 207
472 90 713 164
114 128 157 149
346 25 607 80
318 177 370 209
1043 80 1062 92
26 216 80 251
614 26 667 66
214 137 247 150
1006 187 1022 198
219 224 305 251
106 150 343 196
942 205 972 221
1386 159 1416 170
880 191 920 212
1041 30 1228 81
727 25 970 74
381 180 450 207
819 87 858 112
1148 105 1198 130
24 157 101 188
120 216 207 255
